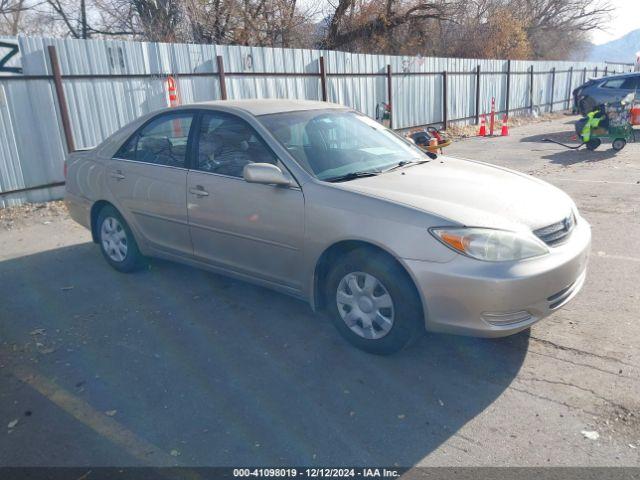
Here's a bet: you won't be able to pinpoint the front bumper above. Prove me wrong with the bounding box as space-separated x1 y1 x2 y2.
404 218 591 337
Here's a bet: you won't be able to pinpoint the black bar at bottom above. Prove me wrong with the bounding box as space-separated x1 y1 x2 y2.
0 467 638 480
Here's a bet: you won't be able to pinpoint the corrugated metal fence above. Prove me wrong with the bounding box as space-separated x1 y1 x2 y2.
0 36 630 206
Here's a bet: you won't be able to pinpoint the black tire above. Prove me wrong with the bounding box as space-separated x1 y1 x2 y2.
579 98 595 116
612 138 626 151
586 138 601 151
577 100 586 116
325 249 425 355
96 205 146 273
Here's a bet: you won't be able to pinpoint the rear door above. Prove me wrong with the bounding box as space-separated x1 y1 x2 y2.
595 77 634 104
107 111 194 256
186 110 305 290
621 76 640 98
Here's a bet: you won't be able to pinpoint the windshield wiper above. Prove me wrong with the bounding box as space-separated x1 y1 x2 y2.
384 159 430 173
323 170 381 182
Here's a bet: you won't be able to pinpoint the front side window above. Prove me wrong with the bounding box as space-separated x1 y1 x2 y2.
115 113 193 168
259 109 425 180
195 112 278 178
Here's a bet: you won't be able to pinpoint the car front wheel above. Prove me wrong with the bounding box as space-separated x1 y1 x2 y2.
325 249 424 355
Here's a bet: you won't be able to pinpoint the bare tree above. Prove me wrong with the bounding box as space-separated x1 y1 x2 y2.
44 0 85 37
1 0 617 62
0 0 33 35
514 0 614 59
402 0 613 59
323 0 449 50
180 0 315 47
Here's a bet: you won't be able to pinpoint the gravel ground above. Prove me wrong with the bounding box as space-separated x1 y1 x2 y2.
0 200 67 231
0 116 638 468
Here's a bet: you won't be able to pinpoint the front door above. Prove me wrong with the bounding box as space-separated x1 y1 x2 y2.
107 111 194 255
186 111 305 290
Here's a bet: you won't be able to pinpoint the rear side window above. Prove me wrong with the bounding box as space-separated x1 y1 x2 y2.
114 113 193 168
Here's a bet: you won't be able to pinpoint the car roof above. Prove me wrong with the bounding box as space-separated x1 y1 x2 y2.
190 99 348 116
597 72 639 80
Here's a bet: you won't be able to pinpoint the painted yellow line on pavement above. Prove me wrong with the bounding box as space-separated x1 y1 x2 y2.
11 365 178 467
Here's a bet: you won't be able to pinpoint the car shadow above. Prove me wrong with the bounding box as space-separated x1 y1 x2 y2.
0 243 529 466
541 148 619 166
520 131 579 145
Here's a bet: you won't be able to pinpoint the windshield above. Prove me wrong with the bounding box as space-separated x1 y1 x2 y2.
258 109 427 180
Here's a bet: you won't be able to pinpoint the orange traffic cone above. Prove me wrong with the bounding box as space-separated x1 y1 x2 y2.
478 114 487 137
500 114 509 136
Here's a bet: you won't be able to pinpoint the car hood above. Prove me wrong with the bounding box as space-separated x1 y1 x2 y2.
338 156 575 231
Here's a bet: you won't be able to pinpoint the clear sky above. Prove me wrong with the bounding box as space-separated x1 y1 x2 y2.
591 0 640 45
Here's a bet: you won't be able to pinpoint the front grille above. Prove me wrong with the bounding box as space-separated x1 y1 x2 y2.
534 214 576 247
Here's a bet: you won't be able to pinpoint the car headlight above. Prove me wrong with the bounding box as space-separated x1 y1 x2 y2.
430 227 549 262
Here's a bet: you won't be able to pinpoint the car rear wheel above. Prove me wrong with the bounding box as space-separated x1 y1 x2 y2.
97 205 146 273
325 249 424 355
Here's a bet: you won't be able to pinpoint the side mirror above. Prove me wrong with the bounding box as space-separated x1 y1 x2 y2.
243 163 291 186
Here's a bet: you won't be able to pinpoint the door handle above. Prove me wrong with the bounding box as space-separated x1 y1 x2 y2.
189 186 209 197
110 170 125 180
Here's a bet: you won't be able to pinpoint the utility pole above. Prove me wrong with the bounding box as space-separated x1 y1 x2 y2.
80 0 88 39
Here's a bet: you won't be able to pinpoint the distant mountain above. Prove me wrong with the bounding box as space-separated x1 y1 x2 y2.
588 29 640 63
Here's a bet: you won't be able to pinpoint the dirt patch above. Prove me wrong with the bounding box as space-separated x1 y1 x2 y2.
445 112 573 140
0 201 68 231
399 111 574 147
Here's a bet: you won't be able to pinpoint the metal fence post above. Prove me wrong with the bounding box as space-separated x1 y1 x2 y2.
567 66 573 110
550 67 556 113
442 70 448 130
505 60 511 117
529 65 534 112
386 64 393 129
47 45 75 154
475 65 481 124
216 55 227 100
319 56 328 102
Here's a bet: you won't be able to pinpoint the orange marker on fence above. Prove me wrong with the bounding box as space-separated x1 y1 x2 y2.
166 76 182 136
166 76 179 107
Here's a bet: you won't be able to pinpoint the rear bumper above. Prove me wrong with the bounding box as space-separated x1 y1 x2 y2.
65 191 92 231
404 218 591 337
